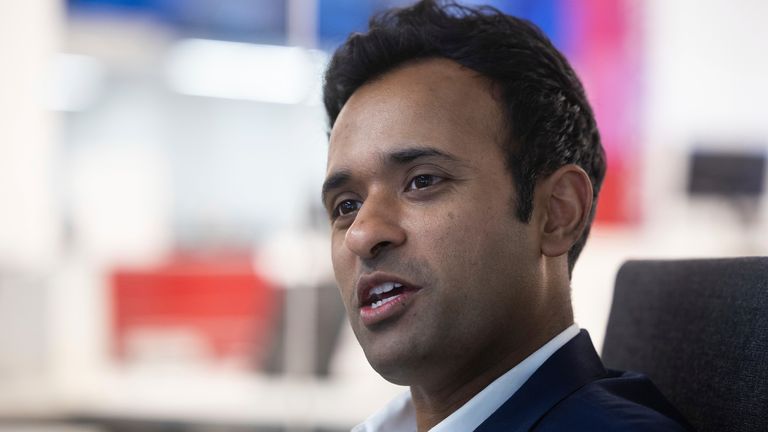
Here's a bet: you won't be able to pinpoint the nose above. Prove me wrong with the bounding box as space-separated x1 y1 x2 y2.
344 191 406 260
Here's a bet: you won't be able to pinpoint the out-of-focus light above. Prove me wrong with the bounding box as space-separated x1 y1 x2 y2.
48 53 106 112
165 39 327 105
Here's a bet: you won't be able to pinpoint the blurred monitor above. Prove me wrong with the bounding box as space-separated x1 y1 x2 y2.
687 149 766 197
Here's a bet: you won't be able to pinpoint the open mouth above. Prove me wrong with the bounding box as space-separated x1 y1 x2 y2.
366 282 407 309
356 274 423 326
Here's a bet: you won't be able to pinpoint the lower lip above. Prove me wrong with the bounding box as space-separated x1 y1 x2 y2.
359 290 418 327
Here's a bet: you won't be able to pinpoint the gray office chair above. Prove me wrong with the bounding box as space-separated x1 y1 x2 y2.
602 257 768 432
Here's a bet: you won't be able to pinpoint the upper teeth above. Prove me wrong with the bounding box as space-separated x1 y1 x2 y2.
371 282 403 296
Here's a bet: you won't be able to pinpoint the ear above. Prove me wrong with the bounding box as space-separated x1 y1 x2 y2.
536 165 593 258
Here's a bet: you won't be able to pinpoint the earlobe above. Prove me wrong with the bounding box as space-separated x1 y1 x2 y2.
538 165 593 258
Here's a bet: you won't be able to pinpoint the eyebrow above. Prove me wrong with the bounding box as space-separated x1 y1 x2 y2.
321 146 462 206
388 147 458 164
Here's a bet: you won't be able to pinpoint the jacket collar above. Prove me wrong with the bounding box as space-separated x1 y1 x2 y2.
473 330 607 432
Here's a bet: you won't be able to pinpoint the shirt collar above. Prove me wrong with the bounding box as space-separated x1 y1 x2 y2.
352 324 580 432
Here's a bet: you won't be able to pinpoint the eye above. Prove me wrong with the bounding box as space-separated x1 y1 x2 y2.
332 199 362 219
407 174 443 190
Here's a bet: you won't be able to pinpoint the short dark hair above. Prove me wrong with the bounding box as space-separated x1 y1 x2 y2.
323 0 606 274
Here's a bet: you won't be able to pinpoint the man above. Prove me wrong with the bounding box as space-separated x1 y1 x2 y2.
320 1 692 430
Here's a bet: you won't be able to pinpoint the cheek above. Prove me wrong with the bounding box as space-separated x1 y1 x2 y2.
418 199 532 293
331 233 355 297
420 200 505 259
411 206 495 292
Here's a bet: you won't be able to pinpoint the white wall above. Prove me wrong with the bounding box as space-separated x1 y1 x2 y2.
645 0 768 142
0 1 61 269
0 0 62 384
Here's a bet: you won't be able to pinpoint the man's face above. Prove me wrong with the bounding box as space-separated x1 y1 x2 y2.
323 58 544 385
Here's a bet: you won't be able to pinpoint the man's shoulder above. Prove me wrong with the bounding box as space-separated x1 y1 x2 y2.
474 331 694 431
533 369 692 431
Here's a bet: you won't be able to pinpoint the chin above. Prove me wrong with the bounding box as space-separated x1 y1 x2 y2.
351 315 435 385
370 360 415 386
362 343 426 386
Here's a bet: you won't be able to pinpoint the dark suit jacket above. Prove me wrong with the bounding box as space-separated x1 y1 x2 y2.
474 330 693 431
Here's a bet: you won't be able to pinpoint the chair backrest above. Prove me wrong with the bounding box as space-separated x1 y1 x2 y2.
602 257 768 432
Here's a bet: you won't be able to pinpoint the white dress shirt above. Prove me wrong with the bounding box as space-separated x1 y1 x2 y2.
352 324 580 432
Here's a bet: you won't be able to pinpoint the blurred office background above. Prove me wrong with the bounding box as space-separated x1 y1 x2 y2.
0 0 766 431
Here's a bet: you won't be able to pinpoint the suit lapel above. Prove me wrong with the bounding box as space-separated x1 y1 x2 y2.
473 330 607 432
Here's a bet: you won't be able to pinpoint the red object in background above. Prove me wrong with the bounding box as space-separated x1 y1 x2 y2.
111 254 278 368
562 0 643 225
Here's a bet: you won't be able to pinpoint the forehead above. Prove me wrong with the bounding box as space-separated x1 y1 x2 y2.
326 58 505 173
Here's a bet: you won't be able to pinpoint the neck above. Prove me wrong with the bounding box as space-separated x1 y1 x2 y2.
409 317 573 432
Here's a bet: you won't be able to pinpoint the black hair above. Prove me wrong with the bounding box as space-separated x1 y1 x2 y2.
323 0 606 274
